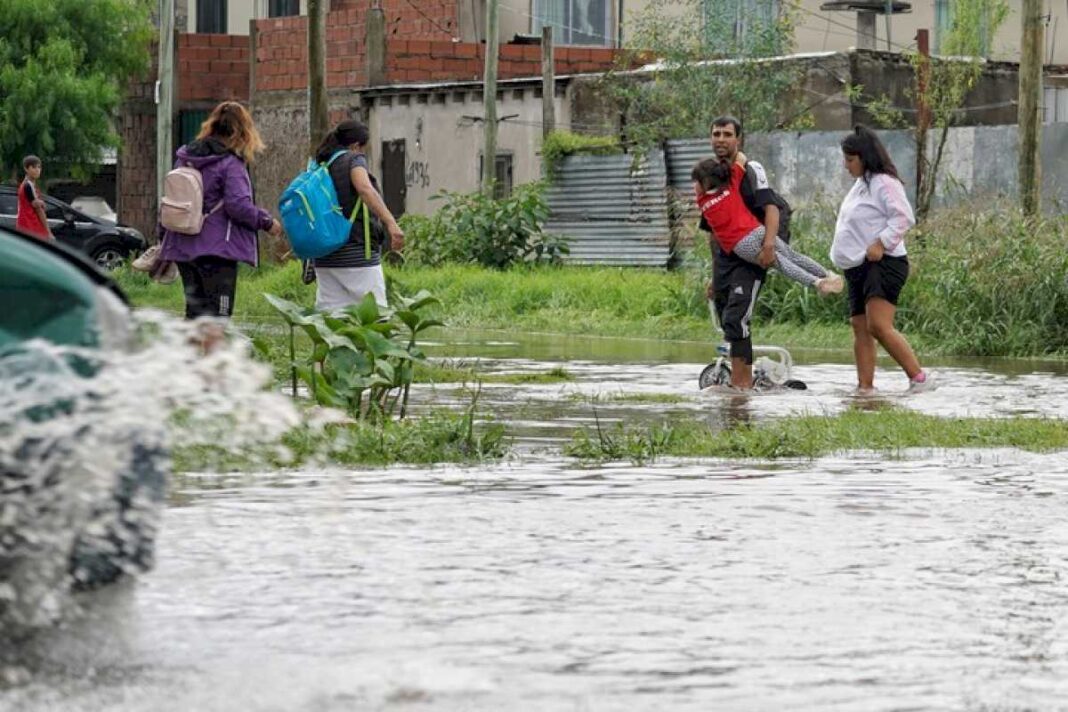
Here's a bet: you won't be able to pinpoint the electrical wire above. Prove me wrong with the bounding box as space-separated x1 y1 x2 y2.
397 0 457 38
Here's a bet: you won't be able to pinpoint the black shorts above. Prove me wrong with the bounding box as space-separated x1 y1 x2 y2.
844 254 909 317
177 256 239 319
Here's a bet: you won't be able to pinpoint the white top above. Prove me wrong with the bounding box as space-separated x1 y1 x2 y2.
830 172 915 270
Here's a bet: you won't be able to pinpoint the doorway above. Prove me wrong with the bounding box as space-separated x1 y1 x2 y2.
381 139 406 218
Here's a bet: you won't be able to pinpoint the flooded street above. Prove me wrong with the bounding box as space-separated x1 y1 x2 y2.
6 331 1068 711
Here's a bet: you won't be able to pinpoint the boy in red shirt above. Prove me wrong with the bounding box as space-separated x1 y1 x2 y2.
15 155 54 241
694 154 840 294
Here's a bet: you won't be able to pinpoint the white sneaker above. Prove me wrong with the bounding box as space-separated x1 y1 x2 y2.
907 371 938 393
816 274 844 295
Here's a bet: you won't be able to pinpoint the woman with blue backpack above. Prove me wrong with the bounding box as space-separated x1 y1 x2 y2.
306 120 404 311
158 101 282 321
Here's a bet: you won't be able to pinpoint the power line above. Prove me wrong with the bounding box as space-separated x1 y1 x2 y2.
397 0 457 39
785 0 919 54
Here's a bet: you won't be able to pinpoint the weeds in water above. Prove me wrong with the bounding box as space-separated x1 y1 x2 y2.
260 290 441 420
566 408 1068 464
564 409 681 465
174 401 507 470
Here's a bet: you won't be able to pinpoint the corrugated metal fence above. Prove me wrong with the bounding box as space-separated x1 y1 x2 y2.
548 125 1068 266
544 153 671 267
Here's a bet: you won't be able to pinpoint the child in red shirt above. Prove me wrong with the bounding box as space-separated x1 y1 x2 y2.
15 155 53 241
694 154 841 294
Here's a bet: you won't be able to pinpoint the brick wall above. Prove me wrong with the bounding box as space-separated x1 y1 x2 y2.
253 1 461 92
255 14 623 92
117 48 159 240
385 41 622 83
179 33 250 102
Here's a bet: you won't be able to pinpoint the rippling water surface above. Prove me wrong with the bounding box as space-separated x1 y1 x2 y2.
5 330 1068 711
9 455 1068 711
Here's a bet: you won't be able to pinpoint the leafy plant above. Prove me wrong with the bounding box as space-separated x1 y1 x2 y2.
540 130 622 178
400 182 569 269
599 0 804 148
260 289 442 420
909 0 1009 219
0 0 154 179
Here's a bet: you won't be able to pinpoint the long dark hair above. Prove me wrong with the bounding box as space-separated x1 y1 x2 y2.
315 120 370 164
840 124 901 185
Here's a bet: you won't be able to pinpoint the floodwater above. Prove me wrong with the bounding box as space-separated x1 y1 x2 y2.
5 329 1068 711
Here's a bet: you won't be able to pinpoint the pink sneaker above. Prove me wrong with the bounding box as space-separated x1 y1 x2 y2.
907 371 938 393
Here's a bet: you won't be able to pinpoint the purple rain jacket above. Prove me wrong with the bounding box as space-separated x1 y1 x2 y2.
159 137 273 266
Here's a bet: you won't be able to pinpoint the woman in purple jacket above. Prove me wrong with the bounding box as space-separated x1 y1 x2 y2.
160 101 282 320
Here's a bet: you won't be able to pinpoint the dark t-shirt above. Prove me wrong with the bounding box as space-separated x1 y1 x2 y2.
314 151 382 269
22 181 37 203
700 160 792 290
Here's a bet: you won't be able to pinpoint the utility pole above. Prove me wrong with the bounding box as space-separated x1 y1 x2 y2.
308 0 329 156
482 0 500 196
1018 0 1043 215
915 29 931 202
541 25 555 140
156 0 175 217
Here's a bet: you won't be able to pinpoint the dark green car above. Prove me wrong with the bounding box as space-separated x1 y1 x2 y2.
1 225 166 613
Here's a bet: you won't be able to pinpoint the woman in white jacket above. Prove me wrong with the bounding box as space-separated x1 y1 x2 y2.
831 125 935 395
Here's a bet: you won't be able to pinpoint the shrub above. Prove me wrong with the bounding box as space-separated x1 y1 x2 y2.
540 130 622 178
399 182 569 269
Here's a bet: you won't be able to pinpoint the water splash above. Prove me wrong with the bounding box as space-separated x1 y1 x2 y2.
0 310 300 641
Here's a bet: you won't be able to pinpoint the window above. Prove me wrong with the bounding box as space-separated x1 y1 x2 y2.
0 193 17 217
268 0 299 17
196 0 227 33
934 0 952 54
533 0 612 47
479 154 514 199
935 0 994 57
44 200 67 221
703 0 781 55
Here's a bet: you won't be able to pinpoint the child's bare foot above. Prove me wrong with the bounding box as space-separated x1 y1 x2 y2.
815 274 844 295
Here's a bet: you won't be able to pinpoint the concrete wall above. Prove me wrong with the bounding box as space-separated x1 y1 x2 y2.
666 123 1068 211
365 82 573 214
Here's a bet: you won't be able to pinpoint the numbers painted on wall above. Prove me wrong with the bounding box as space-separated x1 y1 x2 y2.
406 161 431 190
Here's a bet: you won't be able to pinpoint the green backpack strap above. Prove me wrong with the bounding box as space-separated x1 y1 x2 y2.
347 197 372 259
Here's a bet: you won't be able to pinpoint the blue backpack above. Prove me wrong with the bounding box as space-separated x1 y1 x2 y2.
278 150 372 260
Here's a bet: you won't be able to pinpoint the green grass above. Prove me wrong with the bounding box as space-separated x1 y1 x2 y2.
173 408 508 471
115 204 1068 359
566 408 1068 464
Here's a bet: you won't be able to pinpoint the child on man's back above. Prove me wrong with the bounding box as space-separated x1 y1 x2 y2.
693 153 842 295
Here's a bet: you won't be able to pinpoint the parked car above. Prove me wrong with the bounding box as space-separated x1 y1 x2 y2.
0 186 145 271
0 224 166 621
71 195 119 224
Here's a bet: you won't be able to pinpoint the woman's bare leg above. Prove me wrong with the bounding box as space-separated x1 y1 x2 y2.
864 297 921 379
851 314 877 389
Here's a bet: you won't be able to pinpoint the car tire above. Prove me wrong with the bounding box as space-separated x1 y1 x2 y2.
90 243 127 272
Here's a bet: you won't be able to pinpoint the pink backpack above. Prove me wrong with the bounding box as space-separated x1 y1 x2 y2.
160 165 223 234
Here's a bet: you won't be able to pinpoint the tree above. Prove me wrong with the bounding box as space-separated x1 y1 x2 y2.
912 0 1008 219
0 0 154 180
601 0 805 148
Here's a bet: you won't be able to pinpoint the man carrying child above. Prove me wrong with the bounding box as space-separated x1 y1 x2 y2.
699 116 808 389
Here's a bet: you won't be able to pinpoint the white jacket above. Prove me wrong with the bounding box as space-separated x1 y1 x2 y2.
830 173 915 270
